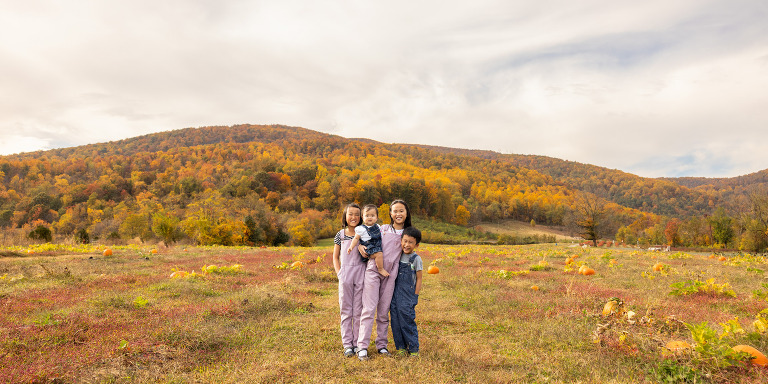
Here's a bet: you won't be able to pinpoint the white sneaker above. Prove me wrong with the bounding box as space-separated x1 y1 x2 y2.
357 349 369 361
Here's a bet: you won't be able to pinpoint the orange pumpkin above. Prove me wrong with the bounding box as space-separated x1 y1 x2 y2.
666 340 691 352
718 256 727 262
290 261 304 269
427 265 440 274
103 248 113 256
151 249 158 254
732 345 768 367
530 285 539 291
582 268 595 276
170 271 189 279
653 263 663 272
578 265 587 274
708 254 716 259
565 257 574 264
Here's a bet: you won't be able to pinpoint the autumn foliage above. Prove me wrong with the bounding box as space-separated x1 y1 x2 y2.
0 124 766 249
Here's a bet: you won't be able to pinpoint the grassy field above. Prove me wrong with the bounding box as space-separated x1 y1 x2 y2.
480 220 580 242
2 243 768 383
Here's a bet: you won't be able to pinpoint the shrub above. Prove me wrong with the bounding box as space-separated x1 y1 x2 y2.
75 228 90 244
28 225 52 243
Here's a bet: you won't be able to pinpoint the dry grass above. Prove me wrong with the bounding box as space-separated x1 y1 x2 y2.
2 244 768 383
480 220 580 242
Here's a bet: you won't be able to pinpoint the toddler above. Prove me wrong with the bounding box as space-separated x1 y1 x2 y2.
347 204 389 277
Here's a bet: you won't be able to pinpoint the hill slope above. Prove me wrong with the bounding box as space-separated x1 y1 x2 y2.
0 124 760 247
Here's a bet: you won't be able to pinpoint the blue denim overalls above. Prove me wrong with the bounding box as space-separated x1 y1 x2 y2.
359 224 383 263
390 252 419 353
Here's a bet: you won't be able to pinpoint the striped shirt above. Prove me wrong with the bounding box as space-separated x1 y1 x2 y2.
334 229 355 246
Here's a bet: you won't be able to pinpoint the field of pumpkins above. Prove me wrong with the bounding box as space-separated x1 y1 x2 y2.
1 242 768 383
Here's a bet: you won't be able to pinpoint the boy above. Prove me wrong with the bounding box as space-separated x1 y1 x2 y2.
389 226 423 357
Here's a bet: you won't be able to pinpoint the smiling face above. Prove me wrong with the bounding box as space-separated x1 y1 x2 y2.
390 202 408 228
401 234 419 254
362 208 378 226
345 206 361 228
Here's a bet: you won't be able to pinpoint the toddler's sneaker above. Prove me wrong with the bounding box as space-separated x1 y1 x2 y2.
378 348 391 357
343 347 355 358
357 349 369 361
409 351 419 357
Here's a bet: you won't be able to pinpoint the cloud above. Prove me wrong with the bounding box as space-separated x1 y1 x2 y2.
1 0 767 177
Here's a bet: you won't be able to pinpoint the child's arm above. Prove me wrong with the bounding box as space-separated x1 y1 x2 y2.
347 235 360 253
415 270 423 295
332 243 342 275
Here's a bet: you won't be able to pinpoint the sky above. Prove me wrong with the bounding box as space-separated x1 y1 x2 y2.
1 1 767 178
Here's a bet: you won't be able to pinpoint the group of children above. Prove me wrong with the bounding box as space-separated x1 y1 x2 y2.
332 200 423 360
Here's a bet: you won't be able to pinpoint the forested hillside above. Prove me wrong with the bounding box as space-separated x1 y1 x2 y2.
0 125 765 250
415 145 719 218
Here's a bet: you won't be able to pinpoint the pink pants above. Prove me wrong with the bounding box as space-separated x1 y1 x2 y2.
338 240 366 348
357 229 402 350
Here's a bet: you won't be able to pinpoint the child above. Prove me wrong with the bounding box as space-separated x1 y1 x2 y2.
347 204 389 278
356 199 412 361
332 203 366 358
390 226 423 356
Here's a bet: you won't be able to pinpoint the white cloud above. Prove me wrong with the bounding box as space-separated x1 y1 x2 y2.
1 0 767 177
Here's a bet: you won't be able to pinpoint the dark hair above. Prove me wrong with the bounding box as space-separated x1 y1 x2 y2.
389 199 412 228
341 203 361 228
402 226 421 244
362 204 378 215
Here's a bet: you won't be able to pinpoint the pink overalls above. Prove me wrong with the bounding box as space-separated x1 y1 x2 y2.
357 224 402 351
338 238 366 348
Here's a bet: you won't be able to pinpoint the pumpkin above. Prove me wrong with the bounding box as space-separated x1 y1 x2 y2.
653 263 663 272
103 248 113 257
290 261 304 269
708 254 716 259
565 257 574 264
530 285 539 291
151 249 158 254
427 265 440 274
578 265 588 274
609 259 617 265
732 345 768 367
582 268 595 276
718 256 727 262
170 271 188 279
666 340 691 352
602 298 622 316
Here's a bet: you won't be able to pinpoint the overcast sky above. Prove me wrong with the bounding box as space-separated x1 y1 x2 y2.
1 1 767 178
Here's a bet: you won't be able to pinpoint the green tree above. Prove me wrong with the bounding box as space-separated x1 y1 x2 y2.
120 213 152 241
152 212 182 245
709 208 735 247
28 225 52 242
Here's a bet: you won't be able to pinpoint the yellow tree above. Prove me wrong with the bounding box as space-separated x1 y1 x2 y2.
455 205 470 226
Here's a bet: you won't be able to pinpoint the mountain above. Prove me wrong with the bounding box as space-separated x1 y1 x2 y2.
0 124 763 248
414 145 723 218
